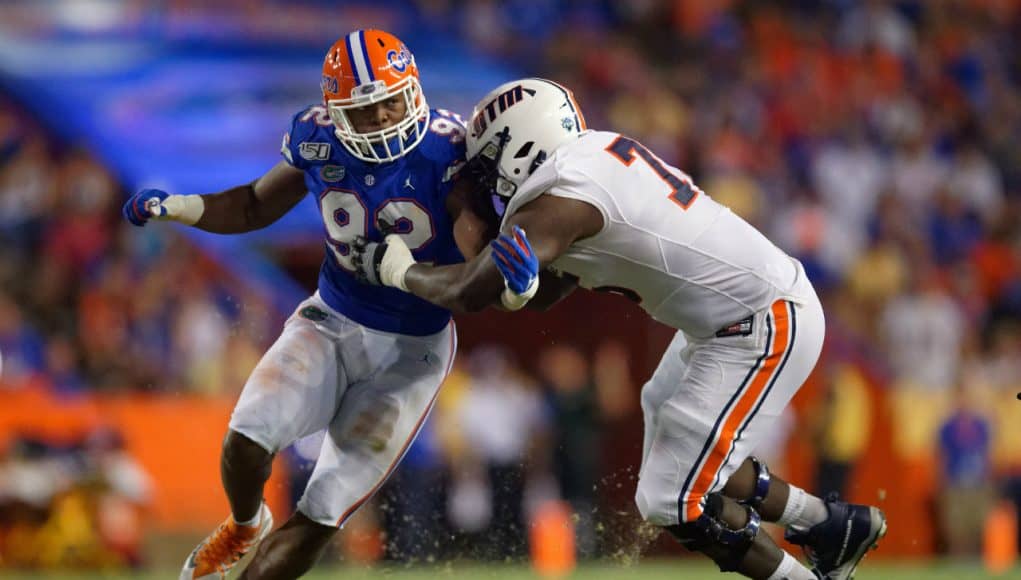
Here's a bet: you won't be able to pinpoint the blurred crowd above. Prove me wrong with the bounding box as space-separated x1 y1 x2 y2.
423 0 1021 559
2 0 1021 569
0 95 279 396
0 95 279 570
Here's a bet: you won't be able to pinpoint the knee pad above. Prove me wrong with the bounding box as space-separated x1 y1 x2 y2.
666 493 762 572
738 456 771 509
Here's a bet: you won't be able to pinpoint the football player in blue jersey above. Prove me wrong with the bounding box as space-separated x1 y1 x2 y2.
122 29 492 580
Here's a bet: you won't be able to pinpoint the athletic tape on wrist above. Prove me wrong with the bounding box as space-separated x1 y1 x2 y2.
500 275 539 310
162 194 205 226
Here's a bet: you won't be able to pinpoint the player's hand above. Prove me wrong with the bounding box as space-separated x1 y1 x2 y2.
352 218 415 291
122 188 170 226
490 225 539 295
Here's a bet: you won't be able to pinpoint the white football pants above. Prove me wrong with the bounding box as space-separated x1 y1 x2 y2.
635 294 825 526
229 292 455 527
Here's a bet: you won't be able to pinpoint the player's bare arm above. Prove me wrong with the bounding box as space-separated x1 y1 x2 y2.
122 160 307 234
488 196 593 311
445 176 498 259
194 161 307 233
441 182 580 310
367 193 599 313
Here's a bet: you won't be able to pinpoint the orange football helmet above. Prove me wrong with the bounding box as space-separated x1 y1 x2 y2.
321 29 429 163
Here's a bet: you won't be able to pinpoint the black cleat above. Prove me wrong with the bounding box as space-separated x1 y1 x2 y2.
785 493 887 580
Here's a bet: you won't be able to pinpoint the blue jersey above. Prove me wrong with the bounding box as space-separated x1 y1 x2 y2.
282 106 467 335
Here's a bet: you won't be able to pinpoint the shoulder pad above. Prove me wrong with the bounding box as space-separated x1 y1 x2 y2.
418 108 467 163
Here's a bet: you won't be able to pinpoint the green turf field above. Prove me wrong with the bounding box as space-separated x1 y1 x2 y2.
1 560 1013 580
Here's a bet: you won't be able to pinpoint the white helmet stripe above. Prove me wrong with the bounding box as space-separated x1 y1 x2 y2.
347 31 373 86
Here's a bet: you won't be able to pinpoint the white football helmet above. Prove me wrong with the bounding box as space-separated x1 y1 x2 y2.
465 78 587 203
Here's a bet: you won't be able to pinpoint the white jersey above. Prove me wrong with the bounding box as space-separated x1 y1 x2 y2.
501 131 813 338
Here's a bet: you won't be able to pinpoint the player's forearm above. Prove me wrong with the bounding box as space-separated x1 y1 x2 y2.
193 183 283 234
404 262 503 313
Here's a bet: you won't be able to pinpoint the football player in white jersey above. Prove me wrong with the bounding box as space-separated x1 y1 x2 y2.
354 79 887 580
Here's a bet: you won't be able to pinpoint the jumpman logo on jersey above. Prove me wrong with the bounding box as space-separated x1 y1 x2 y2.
403 176 415 191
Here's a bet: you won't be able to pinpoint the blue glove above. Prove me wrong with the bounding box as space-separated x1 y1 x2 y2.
122 188 169 226
490 225 538 294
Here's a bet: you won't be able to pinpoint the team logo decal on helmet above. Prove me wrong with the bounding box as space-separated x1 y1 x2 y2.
385 46 414 74
320 74 338 95
471 84 535 136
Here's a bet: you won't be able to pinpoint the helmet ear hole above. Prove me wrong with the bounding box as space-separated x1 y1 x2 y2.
513 141 535 159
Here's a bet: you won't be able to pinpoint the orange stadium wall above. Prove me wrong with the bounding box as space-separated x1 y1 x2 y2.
0 384 291 532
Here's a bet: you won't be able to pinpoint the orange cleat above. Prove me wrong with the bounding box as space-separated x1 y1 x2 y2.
180 503 273 579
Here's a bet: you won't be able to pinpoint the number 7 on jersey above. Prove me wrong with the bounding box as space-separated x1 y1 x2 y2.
605 136 699 210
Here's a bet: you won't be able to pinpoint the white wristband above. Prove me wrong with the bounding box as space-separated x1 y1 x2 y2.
161 194 205 226
379 233 416 291
389 265 411 292
500 275 539 311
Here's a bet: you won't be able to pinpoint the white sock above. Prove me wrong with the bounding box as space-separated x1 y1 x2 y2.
777 485 829 531
233 506 262 527
768 550 816 580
